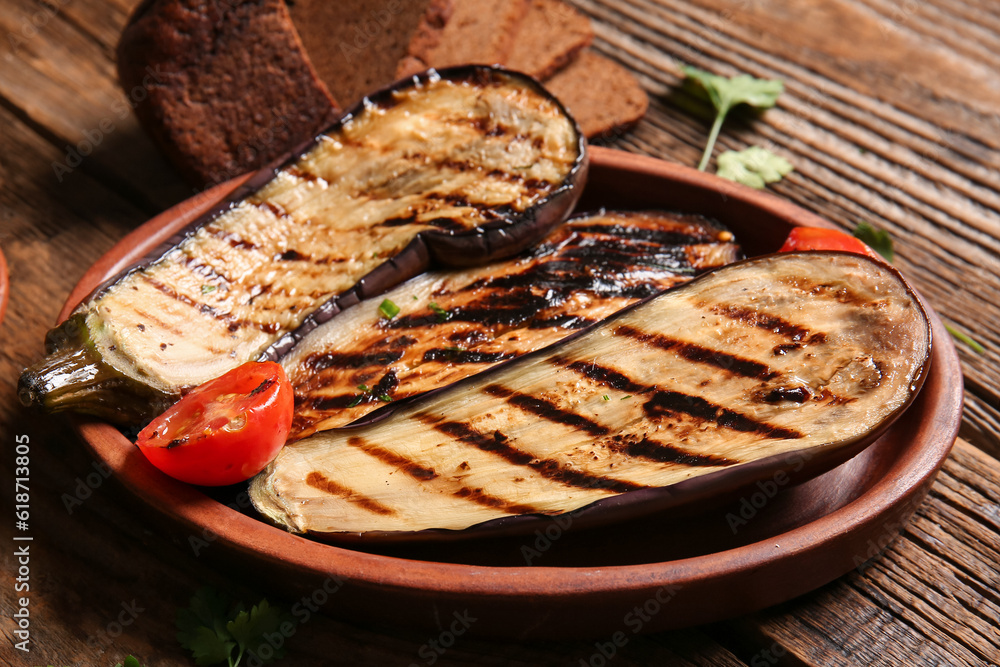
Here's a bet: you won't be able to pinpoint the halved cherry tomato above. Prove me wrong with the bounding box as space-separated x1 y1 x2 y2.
136 361 293 486
779 226 882 259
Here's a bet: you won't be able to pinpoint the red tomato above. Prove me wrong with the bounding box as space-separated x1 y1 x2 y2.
136 361 293 486
779 226 882 259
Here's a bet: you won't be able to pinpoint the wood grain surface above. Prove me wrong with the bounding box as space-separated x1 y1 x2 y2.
1 0 998 665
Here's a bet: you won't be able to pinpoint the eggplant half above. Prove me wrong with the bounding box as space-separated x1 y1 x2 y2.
283 210 741 439
251 252 932 539
19 66 586 425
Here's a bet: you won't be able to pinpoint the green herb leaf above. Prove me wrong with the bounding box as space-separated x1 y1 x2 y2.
945 323 986 354
176 588 294 667
716 147 793 189
227 599 290 665
602 395 610 401
115 657 145 667
347 395 364 408
201 284 217 295
621 395 632 400
852 221 895 262
682 66 783 171
429 302 451 322
377 393 393 402
378 298 400 320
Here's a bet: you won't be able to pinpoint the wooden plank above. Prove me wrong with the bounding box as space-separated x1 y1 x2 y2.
722 440 1000 666
1 0 193 214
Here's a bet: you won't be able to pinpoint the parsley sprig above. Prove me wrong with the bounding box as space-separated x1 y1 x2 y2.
682 66 783 172
176 588 293 667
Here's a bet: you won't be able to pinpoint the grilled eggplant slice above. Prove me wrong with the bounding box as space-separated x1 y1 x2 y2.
19 66 586 425
251 252 931 539
283 210 741 439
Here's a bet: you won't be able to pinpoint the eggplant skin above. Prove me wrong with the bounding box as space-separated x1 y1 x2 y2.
251 252 932 540
18 66 586 425
282 210 741 439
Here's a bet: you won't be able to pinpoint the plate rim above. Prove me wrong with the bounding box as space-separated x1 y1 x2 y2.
62 146 963 631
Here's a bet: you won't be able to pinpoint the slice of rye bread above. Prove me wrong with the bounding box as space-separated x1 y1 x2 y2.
543 50 649 139
116 0 342 187
506 0 594 80
396 0 530 77
286 0 452 108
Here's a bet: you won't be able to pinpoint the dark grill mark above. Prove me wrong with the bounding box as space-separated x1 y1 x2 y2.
418 415 648 494
347 436 437 481
422 349 515 364
277 249 307 261
452 487 543 515
607 435 735 467
528 315 595 330
764 386 811 403
305 472 394 515
483 384 609 436
248 378 275 398
711 304 812 341
614 325 777 380
257 200 291 221
287 166 321 183
426 217 467 232
643 391 803 439
205 224 258 251
145 278 280 335
305 350 404 371
566 222 719 245
555 357 647 394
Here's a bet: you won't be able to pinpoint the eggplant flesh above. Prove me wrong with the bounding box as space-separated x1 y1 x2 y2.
251 252 931 538
19 66 585 425
282 210 741 439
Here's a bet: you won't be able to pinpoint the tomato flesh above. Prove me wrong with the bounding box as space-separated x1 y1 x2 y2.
779 226 881 259
136 361 293 486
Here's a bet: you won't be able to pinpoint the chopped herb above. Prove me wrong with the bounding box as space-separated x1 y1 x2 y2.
429 302 451 322
378 298 400 320
377 394 393 402
372 251 380 258
945 324 985 354
347 396 364 408
176 587 293 666
412 295 419 300
621 395 632 400
602 395 610 401
201 284 217 294
356 384 370 392
852 221 894 262
682 66 783 172
717 147 793 189
115 657 145 667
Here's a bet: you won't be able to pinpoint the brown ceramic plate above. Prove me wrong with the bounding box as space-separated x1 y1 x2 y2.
64 147 962 639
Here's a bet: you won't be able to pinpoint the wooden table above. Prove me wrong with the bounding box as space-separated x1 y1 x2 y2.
2 0 998 664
